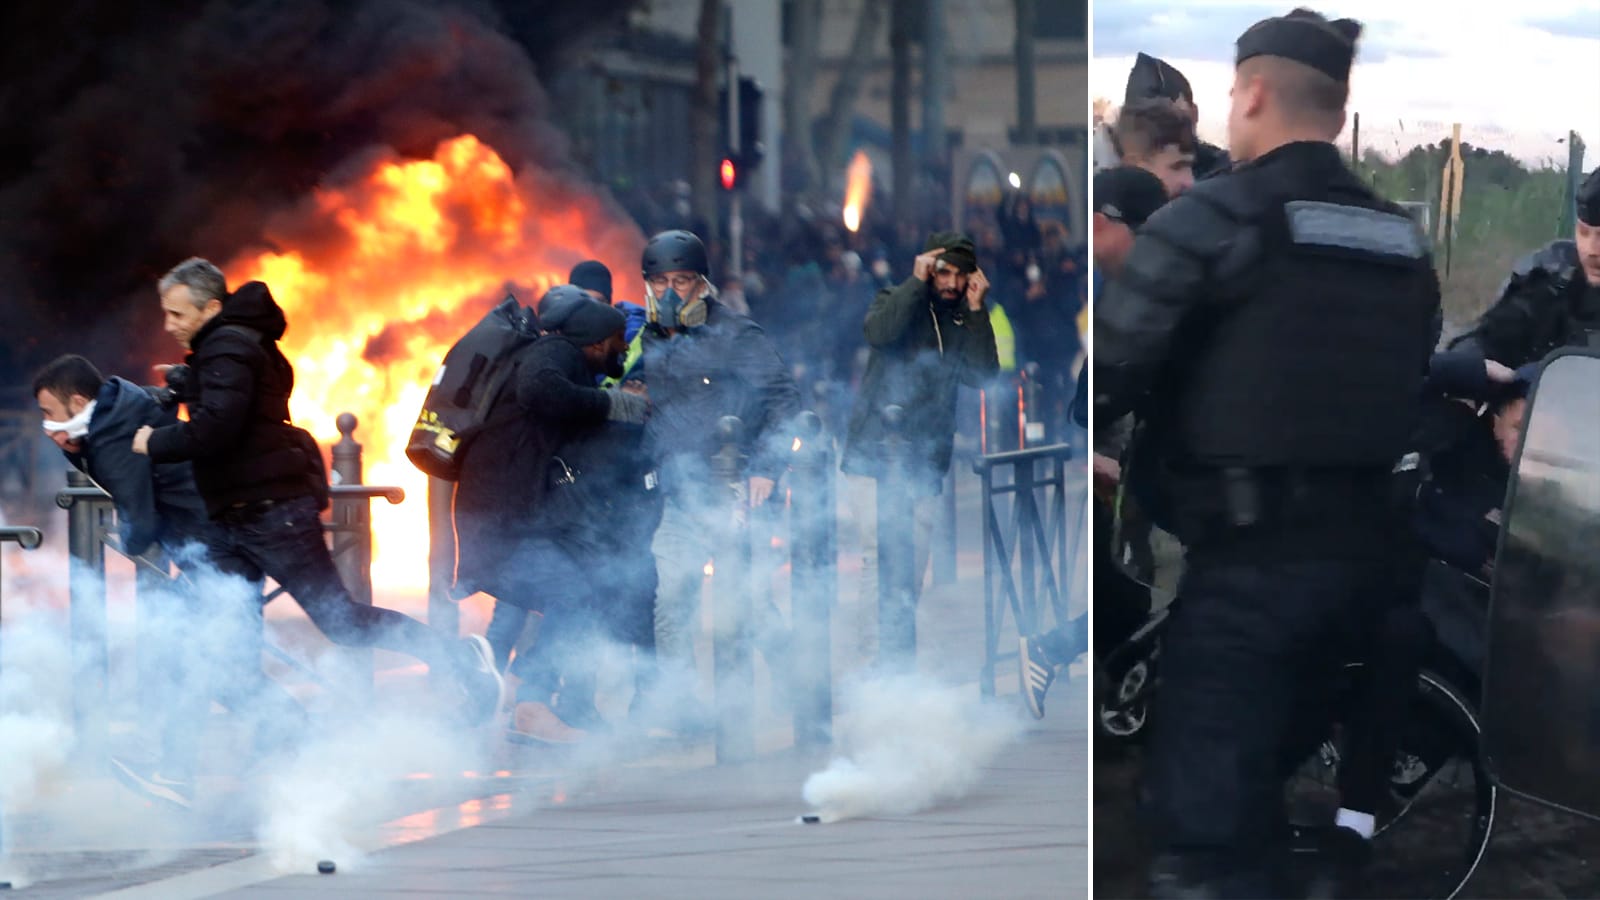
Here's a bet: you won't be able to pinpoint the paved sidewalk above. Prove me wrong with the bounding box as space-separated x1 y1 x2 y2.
2 464 1089 898
137 687 1085 899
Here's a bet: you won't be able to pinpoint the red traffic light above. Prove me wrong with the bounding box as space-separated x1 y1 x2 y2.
720 156 737 191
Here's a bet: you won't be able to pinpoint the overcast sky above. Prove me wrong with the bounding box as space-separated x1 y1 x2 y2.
1091 0 1600 167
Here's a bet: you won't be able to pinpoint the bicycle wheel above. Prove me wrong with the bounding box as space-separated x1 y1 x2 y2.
1095 607 1168 751
1285 666 1496 899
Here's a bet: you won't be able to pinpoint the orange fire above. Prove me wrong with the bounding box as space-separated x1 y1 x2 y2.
227 135 644 596
841 150 873 233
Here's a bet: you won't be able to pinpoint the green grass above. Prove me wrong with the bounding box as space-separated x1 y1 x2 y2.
1356 143 1575 327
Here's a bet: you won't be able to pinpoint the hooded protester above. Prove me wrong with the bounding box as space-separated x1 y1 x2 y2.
454 287 643 667
1448 167 1600 367
839 231 1000 665
35 354 209 557
457 289 654 744
136 258 504 730
1124 51 1232 180
34 353 305 809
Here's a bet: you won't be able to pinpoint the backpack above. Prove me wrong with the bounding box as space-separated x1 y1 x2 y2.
406 294 541 480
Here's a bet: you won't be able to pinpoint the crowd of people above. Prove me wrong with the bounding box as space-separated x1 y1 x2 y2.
29 204 1035 810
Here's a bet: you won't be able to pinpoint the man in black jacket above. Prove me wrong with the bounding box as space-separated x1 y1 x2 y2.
35 353 303 808
133 257 502 724
627 230 802 696
1095 11 1441 895
451 287 649 743
1448 167 1600 367
840 232 999 667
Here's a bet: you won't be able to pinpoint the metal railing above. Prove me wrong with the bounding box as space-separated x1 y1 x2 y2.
0 523 44 858
53 414 402 751
973 442 1087 695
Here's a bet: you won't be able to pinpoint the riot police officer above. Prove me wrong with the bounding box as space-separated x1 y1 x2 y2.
1093 9 1442 897
1448 167 1600 367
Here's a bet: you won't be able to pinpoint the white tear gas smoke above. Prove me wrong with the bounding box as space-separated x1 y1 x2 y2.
801 673 1027 823
0 595 74 813
0 538 502 877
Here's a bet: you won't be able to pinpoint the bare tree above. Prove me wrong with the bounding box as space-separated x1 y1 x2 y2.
784 0 823 196
815 0 886 179
692 0 723 245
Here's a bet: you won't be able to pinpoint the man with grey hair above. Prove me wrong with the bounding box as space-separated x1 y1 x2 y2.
134 257 504 725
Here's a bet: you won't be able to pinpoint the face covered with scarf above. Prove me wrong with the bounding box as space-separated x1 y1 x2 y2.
38 388 95 453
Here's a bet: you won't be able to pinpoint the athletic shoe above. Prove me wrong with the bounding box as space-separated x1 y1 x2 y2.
1020 635 1057 720
458 634 505 724
507 701 589 745
109 756 193 810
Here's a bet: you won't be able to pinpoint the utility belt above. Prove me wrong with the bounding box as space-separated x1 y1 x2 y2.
1161 463 1406 543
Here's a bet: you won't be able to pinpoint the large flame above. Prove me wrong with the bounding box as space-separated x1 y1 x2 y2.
227 135 643 597
841 150 873 233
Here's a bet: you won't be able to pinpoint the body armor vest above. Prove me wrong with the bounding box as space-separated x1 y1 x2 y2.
1170 197 1437 467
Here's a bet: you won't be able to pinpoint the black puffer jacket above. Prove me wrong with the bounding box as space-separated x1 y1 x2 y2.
453 335 615 595
67 376 211 556
146 281 319 515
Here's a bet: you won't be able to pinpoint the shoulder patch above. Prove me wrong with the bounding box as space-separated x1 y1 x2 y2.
1284 200 1425 259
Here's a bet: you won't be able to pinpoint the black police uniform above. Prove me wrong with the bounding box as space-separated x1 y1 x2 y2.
1448 169 1600 367
1093 11 1442 896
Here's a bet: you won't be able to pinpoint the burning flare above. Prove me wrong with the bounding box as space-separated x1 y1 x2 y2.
227 135 643 596
841 150 873 233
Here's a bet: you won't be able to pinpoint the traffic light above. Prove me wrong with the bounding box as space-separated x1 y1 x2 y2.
719 155 738 192
718 76 766 175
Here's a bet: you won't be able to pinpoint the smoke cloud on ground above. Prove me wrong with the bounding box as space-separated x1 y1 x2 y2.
801 672 1028 824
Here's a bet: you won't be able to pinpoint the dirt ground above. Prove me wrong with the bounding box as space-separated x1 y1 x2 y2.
1093 743 1600 899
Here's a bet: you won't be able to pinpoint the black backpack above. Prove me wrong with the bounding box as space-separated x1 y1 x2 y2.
406 295 541 480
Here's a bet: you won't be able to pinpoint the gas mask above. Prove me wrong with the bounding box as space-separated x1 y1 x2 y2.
653 286 686 330
647 280 709 330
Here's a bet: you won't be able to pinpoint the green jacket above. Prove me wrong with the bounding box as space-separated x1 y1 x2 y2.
840 276 999 492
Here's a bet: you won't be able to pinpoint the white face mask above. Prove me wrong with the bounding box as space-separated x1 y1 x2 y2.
42 399 96 440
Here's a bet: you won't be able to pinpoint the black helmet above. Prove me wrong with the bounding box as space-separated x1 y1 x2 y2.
642 230 710 279
1578 167 1600 227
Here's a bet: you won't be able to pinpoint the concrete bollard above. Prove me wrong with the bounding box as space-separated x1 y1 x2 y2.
876 404 917 670
61 468 112 757
710 415 754 763
329 413 373 691
427 475 460 691
789 411 835 748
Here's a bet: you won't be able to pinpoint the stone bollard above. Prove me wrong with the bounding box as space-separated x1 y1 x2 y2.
61 468 112 756
329 413 373 691
789 411 835 747
932 466 957 586
876 404 917 670
427 475 460 691
710 415 755 763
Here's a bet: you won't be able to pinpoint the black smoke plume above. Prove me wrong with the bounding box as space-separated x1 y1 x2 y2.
0 0 637 387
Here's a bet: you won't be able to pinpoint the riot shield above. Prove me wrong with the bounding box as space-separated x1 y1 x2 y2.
1482 350 1600 823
